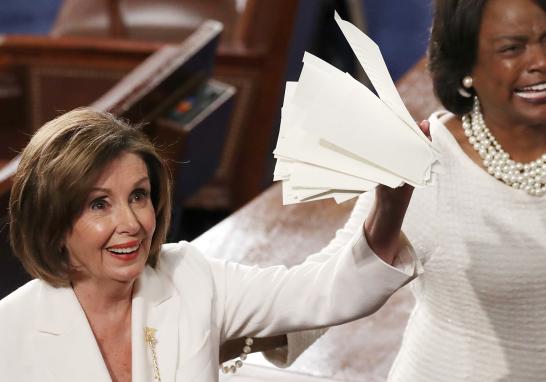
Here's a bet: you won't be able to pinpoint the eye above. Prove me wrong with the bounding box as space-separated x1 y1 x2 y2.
498 44 524 55
90 198 108 211
131 188 150 203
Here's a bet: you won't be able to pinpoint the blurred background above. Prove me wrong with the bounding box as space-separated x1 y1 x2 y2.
0 0 433 297
0 0 432 80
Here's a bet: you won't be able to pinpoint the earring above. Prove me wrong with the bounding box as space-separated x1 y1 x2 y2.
462 76 473 88
458 75 473 98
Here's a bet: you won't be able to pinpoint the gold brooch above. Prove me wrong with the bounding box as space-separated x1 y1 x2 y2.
145 327 161 382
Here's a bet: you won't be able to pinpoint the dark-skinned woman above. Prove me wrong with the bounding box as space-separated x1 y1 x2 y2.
259 0 546 381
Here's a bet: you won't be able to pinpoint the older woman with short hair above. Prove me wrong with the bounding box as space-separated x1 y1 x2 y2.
10 110 171 286
0 108 420 382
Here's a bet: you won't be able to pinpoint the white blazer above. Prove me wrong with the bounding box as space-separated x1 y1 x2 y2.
0 233 415 382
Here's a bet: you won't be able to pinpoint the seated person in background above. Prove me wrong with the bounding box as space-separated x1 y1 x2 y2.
261 0 546 380
0 108 426 381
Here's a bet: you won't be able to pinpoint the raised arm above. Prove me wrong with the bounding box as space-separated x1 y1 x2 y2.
219 120 431 365
365 120 431 265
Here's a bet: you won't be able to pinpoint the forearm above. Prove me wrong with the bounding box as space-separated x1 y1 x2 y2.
216 232 413 341
364 184 413 265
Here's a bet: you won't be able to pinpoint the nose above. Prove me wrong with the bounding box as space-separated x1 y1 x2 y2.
115 203 140 235
528 43 546 73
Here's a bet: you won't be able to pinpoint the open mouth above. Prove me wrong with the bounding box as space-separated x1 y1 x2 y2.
106 241 141 259
514 82 546 100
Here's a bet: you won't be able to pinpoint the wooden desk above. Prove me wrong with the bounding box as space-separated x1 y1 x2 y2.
192 183 415 381
192 183 355 265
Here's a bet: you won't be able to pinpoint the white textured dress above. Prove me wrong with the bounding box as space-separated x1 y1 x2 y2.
280 111 546 381
387 112 546 381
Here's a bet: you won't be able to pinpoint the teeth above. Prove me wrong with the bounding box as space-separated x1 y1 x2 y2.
515 90 546 100
108 245 139 254
517 82 546 92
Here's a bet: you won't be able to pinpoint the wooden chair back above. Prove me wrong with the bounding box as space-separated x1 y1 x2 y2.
0 21 233 297
51 0 301 210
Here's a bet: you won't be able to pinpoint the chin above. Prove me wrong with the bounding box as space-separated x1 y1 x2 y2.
521 111 546 127
513 97 546 124
110 267 145 284
108 259 148 284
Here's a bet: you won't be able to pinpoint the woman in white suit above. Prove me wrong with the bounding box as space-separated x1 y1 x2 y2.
0 109 422 381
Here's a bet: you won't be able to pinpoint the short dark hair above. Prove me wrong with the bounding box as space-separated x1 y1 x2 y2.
428 0 487 115
428 0 546 115
9 108 172 287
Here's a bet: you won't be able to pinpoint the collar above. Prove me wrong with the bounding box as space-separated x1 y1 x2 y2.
33 266 181 382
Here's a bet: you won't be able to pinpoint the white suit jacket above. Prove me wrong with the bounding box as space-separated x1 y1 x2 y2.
0 233 415 382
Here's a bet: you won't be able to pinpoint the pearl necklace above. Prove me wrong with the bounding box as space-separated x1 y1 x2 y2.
461 97 546 196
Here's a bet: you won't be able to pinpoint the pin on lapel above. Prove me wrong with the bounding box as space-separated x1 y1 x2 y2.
145 327 162 382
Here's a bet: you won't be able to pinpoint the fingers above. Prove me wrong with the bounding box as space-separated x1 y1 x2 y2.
419 120 431 140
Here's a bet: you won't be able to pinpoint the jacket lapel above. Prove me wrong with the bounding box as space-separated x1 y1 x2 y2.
33 282 111 382
132 266 181 382
33 266 181 382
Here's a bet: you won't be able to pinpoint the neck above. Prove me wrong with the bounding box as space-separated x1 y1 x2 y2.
72 277 134 319
483 113 546 163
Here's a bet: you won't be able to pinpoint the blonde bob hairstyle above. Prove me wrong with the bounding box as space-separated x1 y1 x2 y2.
9 108 172 287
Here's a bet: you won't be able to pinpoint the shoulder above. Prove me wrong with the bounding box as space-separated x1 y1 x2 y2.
0 279 41 315
158 240 212 271
0 279 42 334
152 241 230 326
428 110 461 141
428 110 483 170
156 241 225 289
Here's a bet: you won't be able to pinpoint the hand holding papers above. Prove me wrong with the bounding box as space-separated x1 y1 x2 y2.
273 12 438 205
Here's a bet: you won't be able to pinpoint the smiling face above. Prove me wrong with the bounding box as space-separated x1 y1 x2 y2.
64 152 156 286
472 0 546 127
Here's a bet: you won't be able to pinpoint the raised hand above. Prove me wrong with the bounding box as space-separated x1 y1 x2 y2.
364 120 431 265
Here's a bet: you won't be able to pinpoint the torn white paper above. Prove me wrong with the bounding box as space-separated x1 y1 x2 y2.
273 12 438 205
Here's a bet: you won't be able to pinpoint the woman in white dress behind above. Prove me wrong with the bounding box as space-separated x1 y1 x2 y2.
266 0 546 380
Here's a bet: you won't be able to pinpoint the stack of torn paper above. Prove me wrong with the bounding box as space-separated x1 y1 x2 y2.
273 12 438 205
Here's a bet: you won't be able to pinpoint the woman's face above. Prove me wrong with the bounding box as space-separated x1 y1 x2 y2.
472 0 546 127
64 152 156 286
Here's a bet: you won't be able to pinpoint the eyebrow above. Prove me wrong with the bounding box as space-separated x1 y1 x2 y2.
492 35 528 42
89 176 150 194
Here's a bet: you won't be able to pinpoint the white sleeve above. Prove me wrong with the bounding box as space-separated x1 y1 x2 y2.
302 191 417 271
210 224 417 345
263 191 420 367
304 192 374 264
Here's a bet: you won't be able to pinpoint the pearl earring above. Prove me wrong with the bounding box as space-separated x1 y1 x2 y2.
462 76 473 88
458 75 474 98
